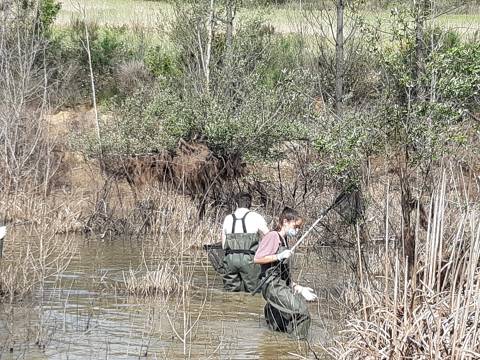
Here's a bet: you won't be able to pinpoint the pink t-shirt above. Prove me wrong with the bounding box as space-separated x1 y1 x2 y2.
255 231 282 259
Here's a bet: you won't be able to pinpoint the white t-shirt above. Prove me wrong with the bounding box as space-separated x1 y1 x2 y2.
221 208 268 248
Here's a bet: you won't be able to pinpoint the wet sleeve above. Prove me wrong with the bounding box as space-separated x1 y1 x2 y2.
255 232 280 260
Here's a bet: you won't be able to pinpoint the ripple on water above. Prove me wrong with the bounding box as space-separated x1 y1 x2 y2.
1 237 346 359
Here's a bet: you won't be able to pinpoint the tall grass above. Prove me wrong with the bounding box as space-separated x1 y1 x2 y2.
330 169 480 359
83 181 221 249
55 0 480 38
0 225 76 303
0 0 78 303
118 212 214 357
123 263 181 297
56 0 173 28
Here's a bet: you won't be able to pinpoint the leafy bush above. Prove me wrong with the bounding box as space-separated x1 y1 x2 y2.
144 46 181 77
375 14 479 158
47 22 154 102
257 34 305 88
39 0 61 30
78 10 316 164
430 42 480 109
314 109 382 186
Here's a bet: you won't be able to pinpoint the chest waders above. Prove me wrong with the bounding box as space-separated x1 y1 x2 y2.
260 233 311 340
223 212 261 292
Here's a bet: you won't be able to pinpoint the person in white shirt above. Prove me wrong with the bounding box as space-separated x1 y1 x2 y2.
221 192 269 292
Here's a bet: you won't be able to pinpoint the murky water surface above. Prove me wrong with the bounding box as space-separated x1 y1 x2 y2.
0 236 352 359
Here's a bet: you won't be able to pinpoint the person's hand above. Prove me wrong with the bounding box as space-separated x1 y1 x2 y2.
294 285 318 302
276 249 292 261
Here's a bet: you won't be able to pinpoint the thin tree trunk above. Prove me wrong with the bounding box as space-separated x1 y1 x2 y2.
80 7 104 175
414 0 430 100
335 0 344 118
398 151 418 276
204 0 215 93
225 0 236 99
83 22 100 142
226 0 234 56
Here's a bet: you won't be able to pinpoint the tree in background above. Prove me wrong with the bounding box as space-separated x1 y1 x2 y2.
303 0 369 119
77 1 316 215
309 0 479 254
0 0 63 194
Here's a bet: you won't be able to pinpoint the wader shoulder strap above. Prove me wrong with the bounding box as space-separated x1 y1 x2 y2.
277 232 289 249
231 214 236 233
231 211 251 233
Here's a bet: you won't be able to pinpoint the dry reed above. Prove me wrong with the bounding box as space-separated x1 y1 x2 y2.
83 181 222 251
123 263 181 297
0 226 76 303
330 171 480 359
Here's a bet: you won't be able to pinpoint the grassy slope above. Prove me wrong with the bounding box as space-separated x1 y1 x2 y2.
57 0 173 27
57 0 480 38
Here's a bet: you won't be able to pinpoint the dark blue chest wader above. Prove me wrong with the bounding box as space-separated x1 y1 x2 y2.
260 232 311 339
222 212 261 293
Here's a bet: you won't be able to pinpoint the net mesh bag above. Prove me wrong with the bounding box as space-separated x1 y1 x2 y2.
203 242 226 274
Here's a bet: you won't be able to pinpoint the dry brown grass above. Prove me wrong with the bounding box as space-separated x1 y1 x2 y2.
329 170 480 359
80 180 221 250
55 0 480 39
0 226 76 303
123 263 181 297
115 59 152 95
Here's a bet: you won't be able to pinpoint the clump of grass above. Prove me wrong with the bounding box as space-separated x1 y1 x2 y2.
123 263 181 297
331 172 480 359
0 259 36 302
115 59 152 95
82 181 222 252
0 225 76 303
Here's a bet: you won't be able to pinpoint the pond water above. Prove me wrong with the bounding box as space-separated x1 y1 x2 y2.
0 236 352 359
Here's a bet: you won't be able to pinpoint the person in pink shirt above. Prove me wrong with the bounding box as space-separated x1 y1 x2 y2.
254 207 317 339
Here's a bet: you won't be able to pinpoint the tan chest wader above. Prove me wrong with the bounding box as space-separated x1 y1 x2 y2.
222 212 261 292
260 233 311 340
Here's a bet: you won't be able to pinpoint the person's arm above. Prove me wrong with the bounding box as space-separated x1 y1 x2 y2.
254 232 280 264
254 253 279 264
221 215 230 249
256 249 292 264
221 230 226 249
256 214 269 236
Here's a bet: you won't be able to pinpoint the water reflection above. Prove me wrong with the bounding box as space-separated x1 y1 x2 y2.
0 236 348 359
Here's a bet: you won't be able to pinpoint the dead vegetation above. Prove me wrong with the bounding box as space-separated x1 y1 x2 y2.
123 263 181 297
101 140 247 217
0 226 76 303
329 170 480 359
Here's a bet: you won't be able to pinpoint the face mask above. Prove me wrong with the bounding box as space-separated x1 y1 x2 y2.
287 227 297 237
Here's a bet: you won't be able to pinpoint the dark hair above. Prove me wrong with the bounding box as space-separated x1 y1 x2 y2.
274 207 303 231
236 192 252 209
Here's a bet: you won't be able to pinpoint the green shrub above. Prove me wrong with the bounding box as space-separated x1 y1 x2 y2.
90 27 127 69
431 42 480 109
39 0 61 30
144 46 181 77
258 34 305 89
46 22 147 102
314 109 382 186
